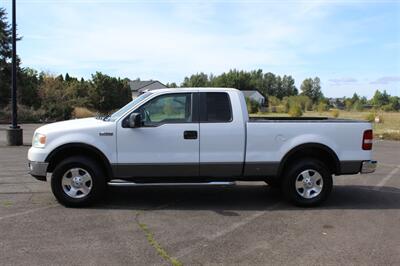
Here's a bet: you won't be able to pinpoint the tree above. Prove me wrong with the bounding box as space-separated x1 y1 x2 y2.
300 77 323 103
263 72 276 96
166 82 177 88
388 96 400 111
211 69 253 90
249 69 264 89
273 75 283 99
18 67 40 108
38 74 73 120
281 75 298 98
181 72 209 87
88 72 131 113
371 90 390 107
0 8 13 107
179 70 299 100
351 93 360 104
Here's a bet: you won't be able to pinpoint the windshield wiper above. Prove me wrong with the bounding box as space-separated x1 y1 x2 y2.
94 113 110 121
102 114 111 121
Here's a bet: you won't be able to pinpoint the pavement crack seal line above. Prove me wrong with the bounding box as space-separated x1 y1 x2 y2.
134 203 183 266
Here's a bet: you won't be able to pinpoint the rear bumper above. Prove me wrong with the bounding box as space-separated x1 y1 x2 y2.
361 160 377 174
28 161 48 181
339 160 377 175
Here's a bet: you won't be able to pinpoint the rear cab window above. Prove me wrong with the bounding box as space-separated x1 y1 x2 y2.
200 92 232 123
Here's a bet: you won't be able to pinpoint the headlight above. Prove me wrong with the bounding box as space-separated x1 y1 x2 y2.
32 133 46 148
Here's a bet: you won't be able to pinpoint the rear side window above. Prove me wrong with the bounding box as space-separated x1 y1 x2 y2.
200 92 232 122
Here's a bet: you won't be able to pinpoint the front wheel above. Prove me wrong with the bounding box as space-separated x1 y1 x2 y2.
281 158 332 207
51 156 106 207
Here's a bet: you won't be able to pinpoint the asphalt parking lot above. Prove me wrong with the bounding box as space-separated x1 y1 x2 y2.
0 124 399 265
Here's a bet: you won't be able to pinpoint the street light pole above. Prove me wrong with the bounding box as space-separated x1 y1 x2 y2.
6 0 23 146
11 0 17 128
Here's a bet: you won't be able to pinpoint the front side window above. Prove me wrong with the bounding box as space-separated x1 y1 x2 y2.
138 93 192 125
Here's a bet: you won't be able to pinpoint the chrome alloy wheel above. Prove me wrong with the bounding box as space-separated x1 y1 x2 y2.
61 168 93 199
295 169 324 199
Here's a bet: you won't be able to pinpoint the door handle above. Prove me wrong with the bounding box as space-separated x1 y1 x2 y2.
183 130 198 139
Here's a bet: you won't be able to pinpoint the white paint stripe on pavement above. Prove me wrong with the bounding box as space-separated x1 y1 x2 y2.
379 163 400 168
206 210 267 241
0 205 56 222
375 167 400 190
175 202 282 259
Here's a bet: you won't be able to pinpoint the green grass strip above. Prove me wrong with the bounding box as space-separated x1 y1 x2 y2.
137 222 183 266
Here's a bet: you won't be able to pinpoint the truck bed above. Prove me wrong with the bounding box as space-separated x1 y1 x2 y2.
249 116 366 123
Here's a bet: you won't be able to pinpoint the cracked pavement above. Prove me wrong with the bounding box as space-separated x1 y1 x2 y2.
0 124 399 265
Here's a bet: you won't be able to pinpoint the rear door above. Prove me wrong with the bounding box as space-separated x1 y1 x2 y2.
199 91 246 177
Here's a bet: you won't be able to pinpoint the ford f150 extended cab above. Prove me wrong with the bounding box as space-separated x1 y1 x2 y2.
28 88 377 207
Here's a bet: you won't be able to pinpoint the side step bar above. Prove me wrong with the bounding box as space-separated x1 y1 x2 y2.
108 180 236 187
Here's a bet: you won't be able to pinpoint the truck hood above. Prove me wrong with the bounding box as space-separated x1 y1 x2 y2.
35 117 111 134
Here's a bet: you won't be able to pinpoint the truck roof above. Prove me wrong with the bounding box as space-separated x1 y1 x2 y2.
144 87 240 94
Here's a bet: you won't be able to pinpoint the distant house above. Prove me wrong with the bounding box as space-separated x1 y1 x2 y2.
129 80 166 98
328 98 345 110
241 90 267 106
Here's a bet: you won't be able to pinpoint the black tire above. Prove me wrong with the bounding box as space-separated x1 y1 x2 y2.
51 156 106 207
281 158 332 207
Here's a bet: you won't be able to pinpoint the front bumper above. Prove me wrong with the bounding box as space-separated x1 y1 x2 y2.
361 160 377 174
28 161 48 181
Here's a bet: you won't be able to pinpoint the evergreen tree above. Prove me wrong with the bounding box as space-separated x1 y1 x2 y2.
0 8 13 107
300 77 323 103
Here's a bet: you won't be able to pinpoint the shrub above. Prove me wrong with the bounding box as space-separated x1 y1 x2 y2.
72 107 95 118
353 101 364 111
1 105 45 123
246 98 260 114
275 105 286 113
317 102 328 113
365 112 376 122
288 104 303 117
380 130 400 141
331 109 340 118
382 104 394 112
44 103 73 121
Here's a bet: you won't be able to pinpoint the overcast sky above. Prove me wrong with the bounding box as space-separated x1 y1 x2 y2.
3 0 400 97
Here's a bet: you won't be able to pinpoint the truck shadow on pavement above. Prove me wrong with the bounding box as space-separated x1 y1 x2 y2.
96 184 400 211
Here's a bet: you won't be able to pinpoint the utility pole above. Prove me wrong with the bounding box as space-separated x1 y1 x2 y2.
6 0 23 146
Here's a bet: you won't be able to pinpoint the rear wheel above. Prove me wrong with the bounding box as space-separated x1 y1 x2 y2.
51 156 105 207
282 158 332 207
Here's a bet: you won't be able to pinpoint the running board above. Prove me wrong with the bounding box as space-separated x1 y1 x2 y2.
107 180 236 187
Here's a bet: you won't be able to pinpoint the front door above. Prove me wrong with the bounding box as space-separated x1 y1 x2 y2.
116 92 199 178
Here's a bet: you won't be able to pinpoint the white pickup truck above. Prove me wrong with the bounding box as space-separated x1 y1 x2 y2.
28 88 377 207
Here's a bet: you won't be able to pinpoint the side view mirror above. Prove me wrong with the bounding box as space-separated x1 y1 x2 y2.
128 113 142 128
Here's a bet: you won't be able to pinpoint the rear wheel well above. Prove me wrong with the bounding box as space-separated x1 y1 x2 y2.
279 144 339 177
46 144 113 180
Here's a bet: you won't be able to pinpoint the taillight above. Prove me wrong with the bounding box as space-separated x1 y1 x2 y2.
362 130 373 150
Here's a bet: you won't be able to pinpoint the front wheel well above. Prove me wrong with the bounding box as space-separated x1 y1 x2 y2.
46 143 113 180
278 144 340 177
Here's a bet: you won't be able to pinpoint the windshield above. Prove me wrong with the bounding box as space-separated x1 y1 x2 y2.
107 92 152 121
